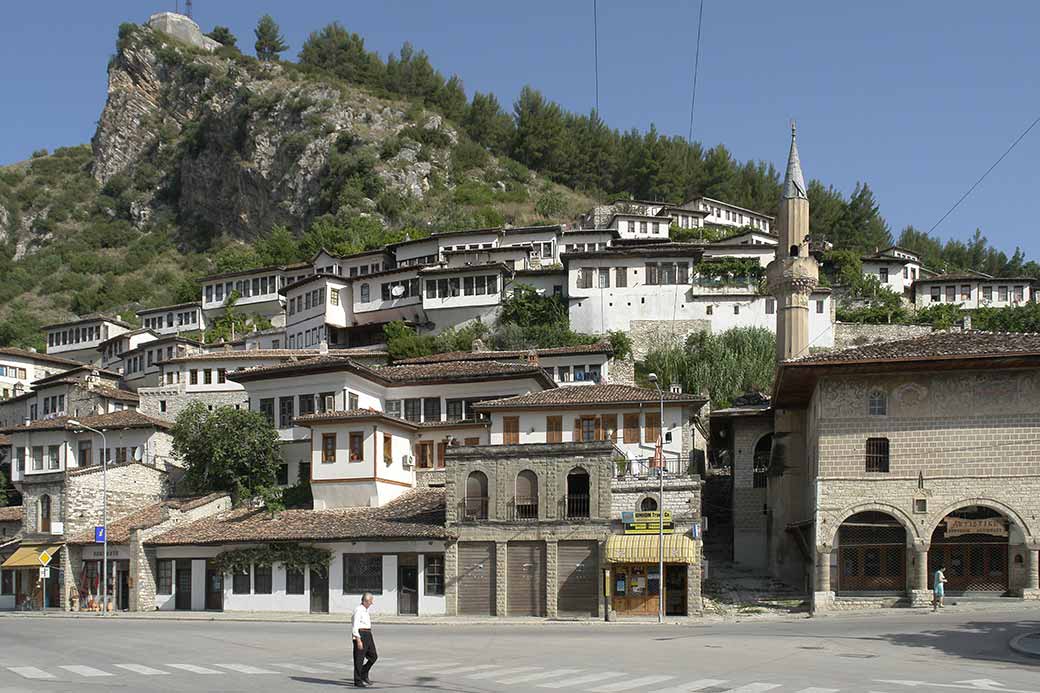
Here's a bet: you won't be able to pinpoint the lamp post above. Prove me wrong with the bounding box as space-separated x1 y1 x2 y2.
68 420 107 616
647 373 665 625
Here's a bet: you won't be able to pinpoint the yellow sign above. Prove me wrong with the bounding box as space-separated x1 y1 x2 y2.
622 511 674 535
38 550 52 566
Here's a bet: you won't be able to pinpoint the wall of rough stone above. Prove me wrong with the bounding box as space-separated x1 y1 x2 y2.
65 463 168 537
18 474 64 536
138 385 248 422
629 320 711 361
609 357 636 386
831 322 933 351
729 416 773 570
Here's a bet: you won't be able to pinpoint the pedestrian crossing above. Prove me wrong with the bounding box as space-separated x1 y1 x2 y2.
0 657 948 693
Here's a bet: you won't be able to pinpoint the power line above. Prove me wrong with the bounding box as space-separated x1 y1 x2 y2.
687 0 705 145
928 113 1040 235
593 0 600 114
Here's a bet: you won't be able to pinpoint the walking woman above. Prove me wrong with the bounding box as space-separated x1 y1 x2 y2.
932 565 947 611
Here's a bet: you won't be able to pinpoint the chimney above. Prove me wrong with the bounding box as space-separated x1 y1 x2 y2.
526 350 539 367
319 340 329 355
961 314 972 331
471 338 488 353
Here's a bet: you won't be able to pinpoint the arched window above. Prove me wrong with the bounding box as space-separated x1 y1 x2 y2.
360 284 370 303
566 468 591 519
514 470 538 520
39 495 51 534
868 391 887 416
753 434 773 489
464 471 488 520
640 497 658 512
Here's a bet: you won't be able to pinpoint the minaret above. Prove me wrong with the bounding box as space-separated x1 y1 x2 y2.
766 122 819 363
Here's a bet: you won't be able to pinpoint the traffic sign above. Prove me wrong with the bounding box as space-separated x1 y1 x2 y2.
95 526 106 543
39 566 50 579
38 550 52 566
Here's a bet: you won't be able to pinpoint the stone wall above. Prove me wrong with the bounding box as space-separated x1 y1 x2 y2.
138 385 248 422
608 357 636 386
730 415 773 570
65 463 168 537
831 322 933 351
610 477 701 526
18 474 64 536
629 320 710 361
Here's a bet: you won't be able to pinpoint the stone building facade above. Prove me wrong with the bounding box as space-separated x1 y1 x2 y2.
444 442 615 618
137 383 248 422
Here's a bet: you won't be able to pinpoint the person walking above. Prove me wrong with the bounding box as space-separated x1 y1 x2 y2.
932 565 947 611
352 592 378 687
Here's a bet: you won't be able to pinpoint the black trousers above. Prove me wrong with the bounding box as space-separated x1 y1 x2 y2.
353 630 377 684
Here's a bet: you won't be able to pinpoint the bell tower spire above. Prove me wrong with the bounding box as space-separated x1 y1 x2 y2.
767 122 819 363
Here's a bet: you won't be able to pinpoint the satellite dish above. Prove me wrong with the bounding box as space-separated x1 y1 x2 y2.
391 285 405 297
132 447 143 462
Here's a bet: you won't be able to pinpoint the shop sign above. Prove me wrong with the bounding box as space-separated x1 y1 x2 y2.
622 511 674 535
944 517 1008 538
86 546 128 560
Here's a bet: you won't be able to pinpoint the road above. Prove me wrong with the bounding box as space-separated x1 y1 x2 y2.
0 607 1038 692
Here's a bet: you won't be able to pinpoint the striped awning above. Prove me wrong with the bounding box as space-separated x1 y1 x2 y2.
605 534 699 564
1 545 61 568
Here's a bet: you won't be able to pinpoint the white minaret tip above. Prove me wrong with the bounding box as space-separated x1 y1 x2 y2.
782 120 807 200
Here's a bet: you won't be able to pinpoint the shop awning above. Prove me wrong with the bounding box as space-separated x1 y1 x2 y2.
1 545 61 569
605 534 699 564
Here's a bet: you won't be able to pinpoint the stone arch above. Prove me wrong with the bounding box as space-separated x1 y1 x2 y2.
565 466 592 519
638 495 658 512
514 469 539 519
751 433 773 488
925 498 1032 541
822 501 922 549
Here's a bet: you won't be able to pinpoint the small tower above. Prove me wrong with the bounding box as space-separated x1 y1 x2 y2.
766 122 819 363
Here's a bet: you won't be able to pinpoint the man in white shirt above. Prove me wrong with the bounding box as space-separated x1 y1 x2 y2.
352 592 377 687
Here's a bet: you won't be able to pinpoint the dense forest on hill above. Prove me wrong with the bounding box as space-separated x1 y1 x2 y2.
0 15 1037 351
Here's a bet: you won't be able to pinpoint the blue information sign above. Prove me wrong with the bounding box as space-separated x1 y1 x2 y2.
95 526 106 543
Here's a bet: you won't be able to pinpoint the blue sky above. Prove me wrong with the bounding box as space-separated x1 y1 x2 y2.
3 1 1038 258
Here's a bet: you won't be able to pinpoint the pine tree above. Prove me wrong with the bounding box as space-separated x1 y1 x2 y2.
206 26 237 48
254 14 288 62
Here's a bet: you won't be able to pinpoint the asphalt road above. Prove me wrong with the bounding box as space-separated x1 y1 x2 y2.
0 607 1038 692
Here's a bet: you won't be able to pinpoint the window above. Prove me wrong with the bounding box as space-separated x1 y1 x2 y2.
463 276 475 295
868 390 887 416
217 369 226 384
578 268 594 289
299 394 316 417
1015 286 1025 302
425 555 445 595
983 286 993 301
78 440 92 467
156 560 173 594
276 463 289 486
879 267 889 282
251 564 272 594
945 285 956 302
645 264 658 286
343 554 382 593
385 400 403 419
615 268 627 288
426 279 437 298
865 437 890 473
514 470 539 519
640 497 658 512
816 300 825 314
644 413 661 445
930 286 941 303
383 433 393 466
961 285 971 300
349 432 364 461
546 416 563 444
203 369 212 385
13 448 24 473
232 568 250 594
423 398 441 423
999 286 1009 301
360 284 370 302
578 416 595 442
623 413 640 443
765 298 775 314
733 305 740 315
416 441 434 469
189 369 198 385
286 568 305 595
259 398 275 425
278 397 294 428
47 445 60 470
557 365 571 382
598 269 610 289
404 398 422 423
322 433 337 463
503 416 520 445
348 392 359 410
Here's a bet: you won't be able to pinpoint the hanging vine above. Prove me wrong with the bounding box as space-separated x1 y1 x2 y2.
211 544 333 576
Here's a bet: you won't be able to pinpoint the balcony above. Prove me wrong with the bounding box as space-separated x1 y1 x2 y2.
613 454 695 480
460 497 488 522
565 494 590 519
513 497 538 520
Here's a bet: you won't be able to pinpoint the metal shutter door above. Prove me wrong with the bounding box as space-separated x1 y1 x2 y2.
507 542 546 616
557 541 599 616
457 542 495 615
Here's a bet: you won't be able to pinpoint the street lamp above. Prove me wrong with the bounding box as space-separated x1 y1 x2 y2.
647 373 665 625
68 420 107 616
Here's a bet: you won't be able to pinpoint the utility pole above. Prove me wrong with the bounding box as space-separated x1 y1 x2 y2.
68 420 107 614
648 374 665 624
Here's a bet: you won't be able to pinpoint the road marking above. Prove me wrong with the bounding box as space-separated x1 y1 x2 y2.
214 664 279 674
796 688 839 693
272 663 333 673
496 668 583 685
58 665 113 677
876 682 1038 693
725 684 782 693
467 666 541 679
648 679 730 693
6 667 55 680
589 674 678 691
166 664 224 674
429 664 501 675
538 671 626 688
114 664 170 675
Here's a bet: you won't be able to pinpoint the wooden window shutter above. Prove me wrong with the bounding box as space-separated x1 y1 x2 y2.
602 414 618 442
547 416 562 444
594 415 603 441
623 413 639 443
504 416 520 445
436 442 447 468
573 417 582 442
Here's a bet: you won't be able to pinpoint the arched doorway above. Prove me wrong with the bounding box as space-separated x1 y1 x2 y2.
39 495 51 534
565 468 590 518
929 506 1010 594
836 511 907 592
752 434 772 489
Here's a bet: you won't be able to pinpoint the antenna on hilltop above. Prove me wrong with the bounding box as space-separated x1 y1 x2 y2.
185 0 193 18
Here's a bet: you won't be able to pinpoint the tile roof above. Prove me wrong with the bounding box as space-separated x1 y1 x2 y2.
0 506 21 522
198 262 310 282
472 384 706 410
32 366 122 386
88 385 140 403
66 493 229 545
561 243 705 260
146 489 447 545
41 313 135 330
163 349 321 364
914 273 1034 283
136 301 202 315
790 330 1040 365
295 408 418 429
0 435 9 447
395 343 613 365
0 347 83 368
1 409 172 434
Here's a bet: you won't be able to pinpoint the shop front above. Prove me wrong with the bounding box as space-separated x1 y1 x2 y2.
77 544 131 611
605 533 699 617
0 544 63 609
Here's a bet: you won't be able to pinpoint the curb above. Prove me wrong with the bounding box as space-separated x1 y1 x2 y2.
1009 632 1040 658
0 613 707 626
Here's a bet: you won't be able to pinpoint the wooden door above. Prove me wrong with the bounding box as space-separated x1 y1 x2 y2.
398 557 418 615
174 560 192 611
557 541 598 616
205 562 223 611
436 442 447 469
416 441 434 469
503 416 520 445
507 542 545 616
310 568 329 613
457 542 495 615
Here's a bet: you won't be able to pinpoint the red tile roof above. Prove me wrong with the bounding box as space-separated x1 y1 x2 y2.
146 489 447 545
1 410 172 434
67 493 229 545
394 343 613 365
163 349 321 364
473 384 706 410
790 330 1040 365
0 347 83 368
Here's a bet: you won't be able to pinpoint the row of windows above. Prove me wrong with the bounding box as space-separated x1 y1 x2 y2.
48 324 101 347
425 274 499 299
188 368 227 385
0 366 27 380
463 468 591 520
565 242 607 253
42 394 65 416
14 444 137 472
577 267 629 290
142 311 198 331
554 365 601 383
204 275 283 304
500 413 662 446
622 220 666 235
288 327 325 349
701 203 768 229
259 392 349 428
315 262 383 277
929 284 1026 303
287 288 327 316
